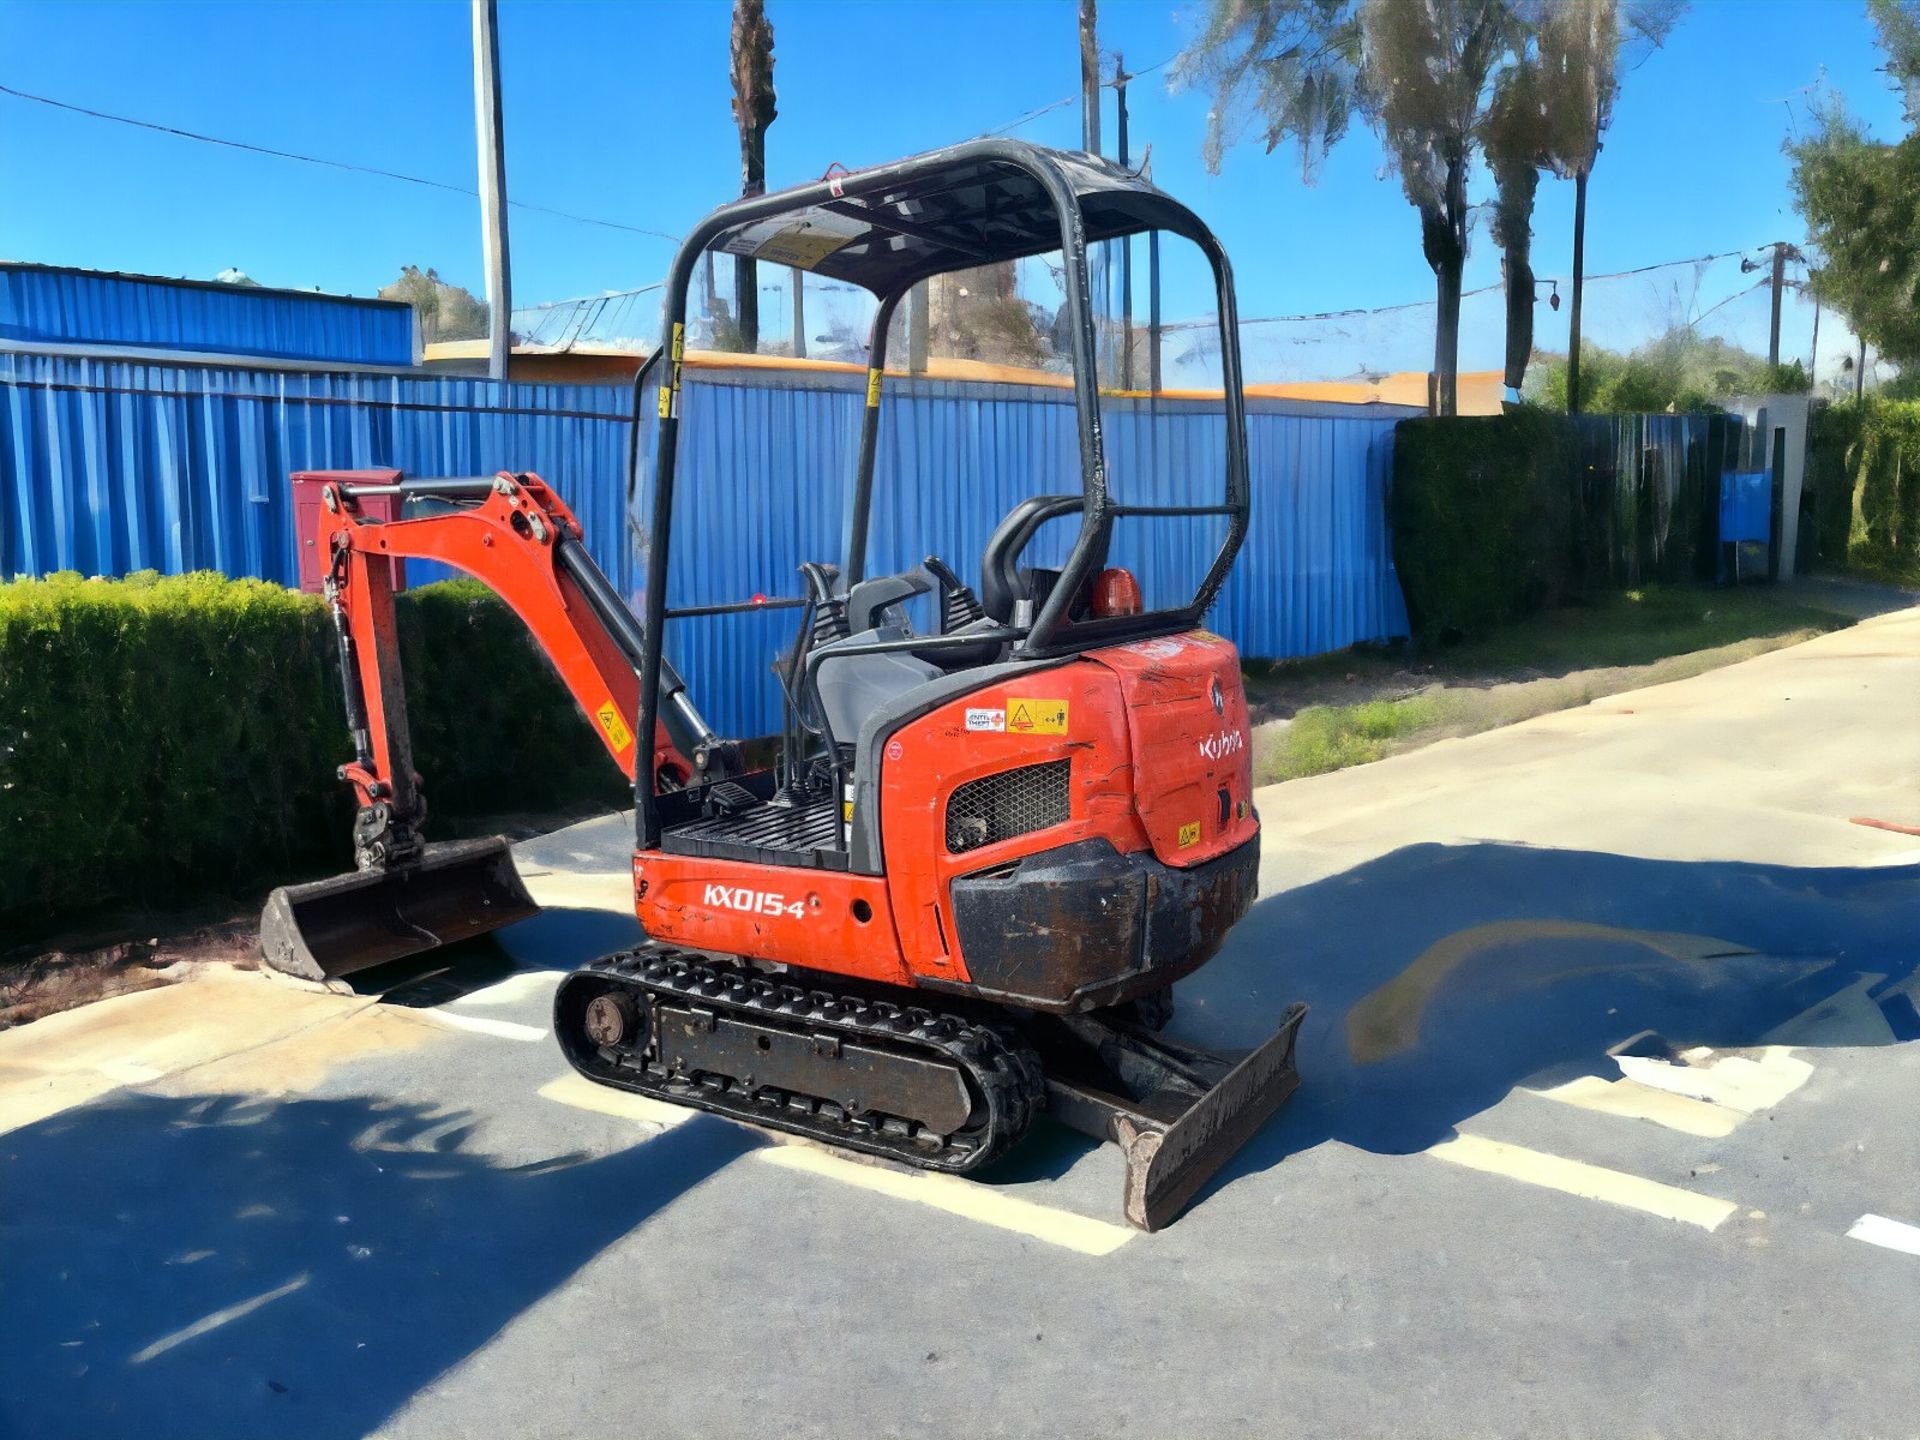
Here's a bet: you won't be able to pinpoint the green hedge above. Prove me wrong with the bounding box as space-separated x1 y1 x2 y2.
0 572 626 939
1808 398 1920 581
1391 410 1579 638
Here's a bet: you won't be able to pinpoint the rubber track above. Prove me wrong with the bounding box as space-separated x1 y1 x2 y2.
555 947 1045 1173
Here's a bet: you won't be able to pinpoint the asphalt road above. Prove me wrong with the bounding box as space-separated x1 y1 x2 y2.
5 602 1920 1439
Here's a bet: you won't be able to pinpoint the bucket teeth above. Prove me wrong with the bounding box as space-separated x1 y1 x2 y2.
258 836 539 983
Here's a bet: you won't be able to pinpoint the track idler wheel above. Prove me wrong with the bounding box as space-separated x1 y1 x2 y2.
583 991 640 1048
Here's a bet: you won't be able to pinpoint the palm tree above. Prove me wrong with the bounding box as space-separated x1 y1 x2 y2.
728 0 778 353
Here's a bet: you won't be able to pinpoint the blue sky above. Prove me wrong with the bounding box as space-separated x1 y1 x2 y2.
0 0 1907 378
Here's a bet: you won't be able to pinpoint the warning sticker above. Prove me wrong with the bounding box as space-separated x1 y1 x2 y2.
719 212 868 270
1177 821 1201 848
1006 698 1068 735
595 701 634 751
965 707 1006 733
866 367 883 408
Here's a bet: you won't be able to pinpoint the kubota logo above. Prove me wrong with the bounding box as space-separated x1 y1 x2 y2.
703 884 807 920
1198 728 1246 762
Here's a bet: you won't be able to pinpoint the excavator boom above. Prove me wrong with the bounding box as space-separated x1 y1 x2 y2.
261 469 712 984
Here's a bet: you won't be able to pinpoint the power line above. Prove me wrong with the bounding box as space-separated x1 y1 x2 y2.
0 80 681 243
980 92 1079 138
1172 248 1756 331
981 51 1179 140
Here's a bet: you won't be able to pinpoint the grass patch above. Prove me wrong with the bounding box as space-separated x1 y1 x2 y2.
1262 697 1443 782
1250 583 1872 786
1440 586 1853 675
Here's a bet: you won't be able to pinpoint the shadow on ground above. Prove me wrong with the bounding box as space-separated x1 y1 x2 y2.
2 1089 754 1440
1169 842 1920 1199
341 902 644 1008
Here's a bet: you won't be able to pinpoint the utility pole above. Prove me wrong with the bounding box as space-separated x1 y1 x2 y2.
908 284 929 375
1808 294 1820 384
1078 1 1100 156
1740 240 1804 373
1149 228 1162 395
1566 170 1587 415
471 0 512 383
1857 335 1868 403
1767 242 1787 370
1112 53 1133 390
1079 1 1106 377
791 267 806 360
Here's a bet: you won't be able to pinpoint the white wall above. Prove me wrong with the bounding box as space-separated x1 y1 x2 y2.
1727 392 1812 578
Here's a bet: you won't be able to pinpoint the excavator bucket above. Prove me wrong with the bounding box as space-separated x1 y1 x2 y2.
258 836 539 984
1040 1000 1308 1232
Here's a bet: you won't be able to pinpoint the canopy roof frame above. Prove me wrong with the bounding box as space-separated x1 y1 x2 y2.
631 139 1249 846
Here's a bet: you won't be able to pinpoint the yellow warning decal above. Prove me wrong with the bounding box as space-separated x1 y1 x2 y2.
1177 821 1201 848
1006 698 1068 735
595 700 634 751
866 367 883 408
666 321 686 410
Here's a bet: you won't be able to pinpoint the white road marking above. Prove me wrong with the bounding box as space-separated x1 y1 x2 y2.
96 1060 165 1084
1527 1075 1743 1138
129 1274 310 1363
517 870 633 914
1613 1046 1813 1115
1427 1134 1739 1231
422 1010 547 1043
1762 975 1896 1047
443 970 563 1007
536 1072 694 1128
1847 1214 1920 1257
757 1143 1135 1256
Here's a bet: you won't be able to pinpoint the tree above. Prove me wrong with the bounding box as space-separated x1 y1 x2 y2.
728 0 777 354
1531 0 1681 412
378 266 489 344
1527 331 1808 413
928 264 1051 367
1481 54 1546 396
1790 0 1920 368
1467 1 1683 405
1179 0 1519 416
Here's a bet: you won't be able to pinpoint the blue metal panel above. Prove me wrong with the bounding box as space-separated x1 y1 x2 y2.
0 353 1409 740
1720 469 1772 545
0 264 414 367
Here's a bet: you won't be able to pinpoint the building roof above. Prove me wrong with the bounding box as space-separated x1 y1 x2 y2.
0 261 416 368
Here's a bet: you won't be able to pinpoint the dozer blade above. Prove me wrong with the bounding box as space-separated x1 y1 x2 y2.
1115 1003 1306 1231
1043 1000 1308 1232
258 836 540 984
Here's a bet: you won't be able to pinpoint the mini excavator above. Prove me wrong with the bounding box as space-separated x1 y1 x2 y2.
260 140 1306 1230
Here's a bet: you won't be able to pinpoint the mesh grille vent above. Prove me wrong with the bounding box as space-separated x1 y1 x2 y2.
945 760 1071 854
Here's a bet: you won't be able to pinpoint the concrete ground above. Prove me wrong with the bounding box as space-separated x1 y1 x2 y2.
6 604 1920 1440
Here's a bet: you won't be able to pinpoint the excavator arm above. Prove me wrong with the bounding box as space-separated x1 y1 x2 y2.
259 469 725 983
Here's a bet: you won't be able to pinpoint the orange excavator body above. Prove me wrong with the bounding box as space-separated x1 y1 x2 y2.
260 139 1305 1231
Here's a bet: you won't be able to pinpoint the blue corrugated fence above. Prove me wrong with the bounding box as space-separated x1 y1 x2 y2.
0 264 415 367
0 351 1409 737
